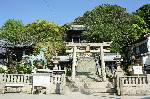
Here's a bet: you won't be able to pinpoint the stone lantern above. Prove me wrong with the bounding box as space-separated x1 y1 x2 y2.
114 53 124 77
113 53 124 96
114 53 121 68
52 56 60 70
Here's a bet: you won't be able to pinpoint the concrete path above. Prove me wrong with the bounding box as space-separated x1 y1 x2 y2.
0 92 150 99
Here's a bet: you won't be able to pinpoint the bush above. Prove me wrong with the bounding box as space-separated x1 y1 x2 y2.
0 67 5 73
0 65 8 73
16 62 32 74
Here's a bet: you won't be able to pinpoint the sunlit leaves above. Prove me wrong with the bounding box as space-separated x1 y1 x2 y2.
73 4 149 54
0 19 65 60
0 19 25 45
26 20 65 59
135 4 150 28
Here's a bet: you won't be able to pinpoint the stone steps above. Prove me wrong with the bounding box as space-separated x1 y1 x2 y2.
85 82 109 88
82 81 115 94
73 57 115 95
79 85 115 95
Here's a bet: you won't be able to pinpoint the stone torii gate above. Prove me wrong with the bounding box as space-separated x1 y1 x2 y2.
66 42 111 82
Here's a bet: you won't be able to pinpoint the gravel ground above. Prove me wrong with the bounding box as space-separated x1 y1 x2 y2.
0 92 150 99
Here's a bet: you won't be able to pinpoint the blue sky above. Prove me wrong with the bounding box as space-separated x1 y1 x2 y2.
0 0 150 26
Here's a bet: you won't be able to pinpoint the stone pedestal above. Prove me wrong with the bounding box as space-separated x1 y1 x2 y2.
0 84 4 94
32 73 51 94
22 85 32 94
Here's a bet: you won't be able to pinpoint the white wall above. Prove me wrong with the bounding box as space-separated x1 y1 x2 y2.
147 36 150 52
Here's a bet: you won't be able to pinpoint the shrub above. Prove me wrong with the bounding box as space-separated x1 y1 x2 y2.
16 62 32 74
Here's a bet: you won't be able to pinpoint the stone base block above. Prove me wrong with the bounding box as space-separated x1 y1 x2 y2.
0 85 5 94
22 85 32 94
49 84 65 94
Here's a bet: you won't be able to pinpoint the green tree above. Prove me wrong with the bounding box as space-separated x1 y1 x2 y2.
135 4 150 28
25 20 65 59
74 4 128 43
73 4 148 53
0 19 26 45
72 4 150 68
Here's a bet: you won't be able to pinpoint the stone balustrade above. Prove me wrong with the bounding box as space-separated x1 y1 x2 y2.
118 75 150 96
121 76 147 85
0 74 32 84
0 74 32 93
0 70 66 94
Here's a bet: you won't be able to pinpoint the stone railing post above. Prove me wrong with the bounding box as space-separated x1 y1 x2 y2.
0 74 3 83
147 74 150 83
120 77 124 96
0 74 4 94
116 76 120 95
147 74 150 94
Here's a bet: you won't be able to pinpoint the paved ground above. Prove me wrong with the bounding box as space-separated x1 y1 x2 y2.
0 92 150 99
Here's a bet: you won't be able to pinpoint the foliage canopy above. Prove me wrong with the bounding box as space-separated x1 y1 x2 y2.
73 4 148 55
25 20 65 59
135 4 150 28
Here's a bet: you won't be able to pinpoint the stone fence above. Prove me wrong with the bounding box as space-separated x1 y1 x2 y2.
117 75 150 96
0 74 32 84
0 74 33 93
0 70 66 94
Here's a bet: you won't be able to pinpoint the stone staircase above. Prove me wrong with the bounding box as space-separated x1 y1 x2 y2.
70 57 115 95
76 57 102 82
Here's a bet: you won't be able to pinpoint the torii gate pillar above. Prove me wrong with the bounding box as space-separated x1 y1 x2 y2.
100 45 106 81
72 46 77 81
